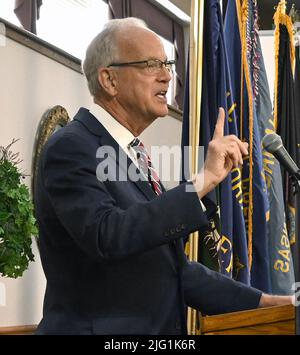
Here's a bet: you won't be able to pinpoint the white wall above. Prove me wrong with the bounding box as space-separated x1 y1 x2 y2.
0 33 182 327
260 31 276 102
0 35 90 327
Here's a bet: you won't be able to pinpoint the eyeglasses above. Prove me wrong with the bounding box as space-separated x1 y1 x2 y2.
108 59 175 74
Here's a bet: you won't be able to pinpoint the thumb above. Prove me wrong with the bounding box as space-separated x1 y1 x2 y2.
213 107 225 139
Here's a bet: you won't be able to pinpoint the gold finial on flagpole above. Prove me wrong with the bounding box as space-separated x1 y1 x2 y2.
280 0 287 15
274 0 287 15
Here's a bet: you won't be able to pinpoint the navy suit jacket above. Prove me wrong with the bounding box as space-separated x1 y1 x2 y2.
35 108 262 335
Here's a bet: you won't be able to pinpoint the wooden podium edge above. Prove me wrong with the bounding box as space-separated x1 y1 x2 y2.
201 304 295 333
0 305 295 335
0 325 37 335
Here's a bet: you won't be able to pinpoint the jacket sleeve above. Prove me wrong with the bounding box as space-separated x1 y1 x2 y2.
182 259 262 315
41 132 211 262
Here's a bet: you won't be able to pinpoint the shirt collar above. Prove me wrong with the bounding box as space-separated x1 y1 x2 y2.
89 102 136 152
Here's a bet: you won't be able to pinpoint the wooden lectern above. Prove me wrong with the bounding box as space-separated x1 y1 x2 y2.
200 304 295 335
0 305 295 335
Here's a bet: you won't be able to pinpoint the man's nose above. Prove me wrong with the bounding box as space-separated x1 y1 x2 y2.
158 66 172 82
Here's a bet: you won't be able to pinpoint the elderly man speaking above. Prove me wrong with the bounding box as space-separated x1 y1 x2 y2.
35 18 293 335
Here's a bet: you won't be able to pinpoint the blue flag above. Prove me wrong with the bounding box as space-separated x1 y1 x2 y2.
224 0 271 293
181 0 250 283
181 25 220 272
215 2 250 283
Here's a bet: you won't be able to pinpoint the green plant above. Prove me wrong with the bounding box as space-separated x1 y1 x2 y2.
0 139 38 278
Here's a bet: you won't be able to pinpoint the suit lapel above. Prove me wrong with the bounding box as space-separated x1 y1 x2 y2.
74 108 157 200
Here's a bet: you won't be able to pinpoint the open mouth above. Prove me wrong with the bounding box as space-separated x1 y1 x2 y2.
155 90 167 100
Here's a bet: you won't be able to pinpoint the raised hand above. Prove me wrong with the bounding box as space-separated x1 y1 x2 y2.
193 107 248 198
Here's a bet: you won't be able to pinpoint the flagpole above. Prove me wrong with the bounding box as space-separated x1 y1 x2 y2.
187 0 204 335
237 0 255 273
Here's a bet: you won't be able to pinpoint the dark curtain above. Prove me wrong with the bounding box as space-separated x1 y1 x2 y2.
108 0 185 109
14 0 43 34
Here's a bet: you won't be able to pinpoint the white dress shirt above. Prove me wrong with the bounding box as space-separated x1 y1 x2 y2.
90 103 140 166
89 103 206 211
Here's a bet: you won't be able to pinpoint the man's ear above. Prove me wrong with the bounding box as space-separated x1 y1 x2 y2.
97 68 118 96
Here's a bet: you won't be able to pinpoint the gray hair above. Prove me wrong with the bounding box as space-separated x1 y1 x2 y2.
82 17 148 97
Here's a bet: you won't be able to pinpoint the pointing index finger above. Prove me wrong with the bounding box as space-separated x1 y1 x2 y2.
213 107 225 139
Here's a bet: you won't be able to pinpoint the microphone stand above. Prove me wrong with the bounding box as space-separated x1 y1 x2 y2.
291 171 300 335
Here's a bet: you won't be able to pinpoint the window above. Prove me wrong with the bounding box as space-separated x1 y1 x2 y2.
160 36 176 106
0 0 22 27
37 0 109 59
0 0 180 106
0 0 109 60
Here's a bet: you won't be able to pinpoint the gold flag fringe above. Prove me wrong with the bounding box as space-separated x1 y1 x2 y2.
273 1 295 130
236 0 254 270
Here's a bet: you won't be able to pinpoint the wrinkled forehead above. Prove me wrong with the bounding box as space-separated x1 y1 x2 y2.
116 27 166 61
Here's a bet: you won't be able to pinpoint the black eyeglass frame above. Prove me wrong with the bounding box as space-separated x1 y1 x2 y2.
108 59 176 72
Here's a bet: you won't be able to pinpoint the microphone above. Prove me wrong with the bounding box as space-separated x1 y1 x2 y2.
262 133 299 175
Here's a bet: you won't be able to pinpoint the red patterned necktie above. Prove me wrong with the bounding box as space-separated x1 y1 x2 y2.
130 138 163 195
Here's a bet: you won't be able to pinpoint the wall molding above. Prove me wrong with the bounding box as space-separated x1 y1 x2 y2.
1 18 82 73
168 104 183 121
